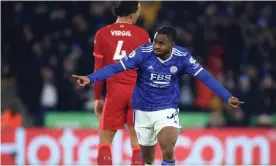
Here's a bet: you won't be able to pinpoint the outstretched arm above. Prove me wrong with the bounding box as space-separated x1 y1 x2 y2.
72 48 143 87
195 69 231 102
183 52 243 108
88 61 125 83
72 62 124 87
88 49 142 83
195 69 244 108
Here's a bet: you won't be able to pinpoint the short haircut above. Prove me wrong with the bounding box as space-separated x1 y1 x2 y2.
156 26 177 42
112 1 139 17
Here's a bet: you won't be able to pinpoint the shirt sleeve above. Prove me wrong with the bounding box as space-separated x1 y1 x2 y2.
93 31 104 58
88 46 144 83
182 51 232 102
88 62 125 84
144 31 151 43
93 30 104 100
119 47 144 70
196 70 232 102
183 51 203 76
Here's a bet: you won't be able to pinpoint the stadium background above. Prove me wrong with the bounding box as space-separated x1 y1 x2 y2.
1 1 276 165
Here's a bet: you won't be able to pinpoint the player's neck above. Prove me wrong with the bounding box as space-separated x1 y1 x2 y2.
115 17 133 24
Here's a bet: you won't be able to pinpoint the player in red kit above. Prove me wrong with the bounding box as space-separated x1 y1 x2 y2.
93 1 150 165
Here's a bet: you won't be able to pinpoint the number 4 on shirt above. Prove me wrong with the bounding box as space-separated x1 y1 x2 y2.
113 40 127 60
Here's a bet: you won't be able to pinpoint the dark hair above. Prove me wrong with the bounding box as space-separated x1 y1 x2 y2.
112 1 139 17
156 26 177 42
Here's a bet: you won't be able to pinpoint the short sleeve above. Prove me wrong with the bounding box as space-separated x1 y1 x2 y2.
93 31 103 58
144 31 151 43
119 47 144 70
184 52 203 76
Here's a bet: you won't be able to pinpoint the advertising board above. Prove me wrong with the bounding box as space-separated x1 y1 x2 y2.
1 128 276 165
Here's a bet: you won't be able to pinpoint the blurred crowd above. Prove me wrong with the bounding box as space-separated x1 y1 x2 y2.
1 1 275 127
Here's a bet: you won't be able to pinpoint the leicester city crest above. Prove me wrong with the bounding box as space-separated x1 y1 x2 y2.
170 66 178 73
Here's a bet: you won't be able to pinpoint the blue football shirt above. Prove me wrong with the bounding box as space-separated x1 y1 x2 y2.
119 43 203 111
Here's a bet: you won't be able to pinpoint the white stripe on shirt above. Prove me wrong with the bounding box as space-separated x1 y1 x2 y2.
194 67 203 76
120 60 127 70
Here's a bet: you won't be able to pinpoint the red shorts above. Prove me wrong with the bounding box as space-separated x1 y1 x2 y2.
100 84 134 130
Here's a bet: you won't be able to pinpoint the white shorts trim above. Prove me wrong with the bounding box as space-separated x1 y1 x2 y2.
134 108 181 146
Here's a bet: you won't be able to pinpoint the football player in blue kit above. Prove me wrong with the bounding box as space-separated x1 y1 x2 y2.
72 26 243 165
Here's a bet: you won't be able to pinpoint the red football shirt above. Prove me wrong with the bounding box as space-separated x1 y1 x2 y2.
93 23 150 99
